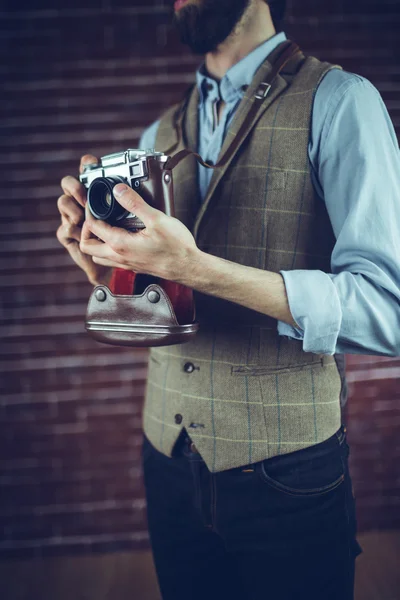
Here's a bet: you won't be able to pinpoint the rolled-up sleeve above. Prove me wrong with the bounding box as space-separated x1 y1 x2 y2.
278 74 400 356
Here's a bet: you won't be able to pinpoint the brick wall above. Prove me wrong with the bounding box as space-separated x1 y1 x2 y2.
1 0 399 559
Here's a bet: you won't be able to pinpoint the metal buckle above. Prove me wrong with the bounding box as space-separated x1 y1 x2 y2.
255 82 271 100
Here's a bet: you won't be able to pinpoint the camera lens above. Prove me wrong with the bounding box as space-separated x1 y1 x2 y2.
87 176 127 222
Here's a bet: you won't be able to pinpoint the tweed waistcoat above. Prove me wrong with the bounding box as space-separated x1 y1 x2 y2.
143 45 344 472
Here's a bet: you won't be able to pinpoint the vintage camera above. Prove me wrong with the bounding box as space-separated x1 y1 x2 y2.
80 148 199 347
79 149 171 231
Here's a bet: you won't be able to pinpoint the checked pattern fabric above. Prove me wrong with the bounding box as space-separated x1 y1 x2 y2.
143 46 344 473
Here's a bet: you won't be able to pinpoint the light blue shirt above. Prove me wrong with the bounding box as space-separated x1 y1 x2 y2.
140 33 400 357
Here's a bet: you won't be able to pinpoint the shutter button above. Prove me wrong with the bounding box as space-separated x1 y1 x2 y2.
174 414 183 424
184 362 195 373
148 290 160 303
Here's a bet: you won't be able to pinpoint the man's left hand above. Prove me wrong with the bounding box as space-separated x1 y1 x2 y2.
80 183 198 282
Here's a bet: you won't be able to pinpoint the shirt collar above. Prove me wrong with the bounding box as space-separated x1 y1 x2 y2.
196 32 287 106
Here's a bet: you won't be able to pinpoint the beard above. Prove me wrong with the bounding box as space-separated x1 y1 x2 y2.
172 0 252 55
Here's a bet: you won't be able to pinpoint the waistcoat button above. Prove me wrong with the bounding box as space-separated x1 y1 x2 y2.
174 414 183 424
189 442 199 454
184 362 195 373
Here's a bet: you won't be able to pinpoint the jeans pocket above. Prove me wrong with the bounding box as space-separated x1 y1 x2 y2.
257 430 346 497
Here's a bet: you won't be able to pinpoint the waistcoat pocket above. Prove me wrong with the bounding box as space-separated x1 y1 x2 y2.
231 360 323 377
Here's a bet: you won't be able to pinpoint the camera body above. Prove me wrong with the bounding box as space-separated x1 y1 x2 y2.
79 149 172 231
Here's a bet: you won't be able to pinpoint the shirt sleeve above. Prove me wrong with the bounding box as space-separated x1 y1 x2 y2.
278 72 400 356
138 119 160 150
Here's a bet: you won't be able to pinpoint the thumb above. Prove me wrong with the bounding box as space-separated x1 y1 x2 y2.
113 183 160 224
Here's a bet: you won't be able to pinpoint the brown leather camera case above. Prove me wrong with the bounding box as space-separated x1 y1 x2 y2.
86 283 199 347
84 156 199 348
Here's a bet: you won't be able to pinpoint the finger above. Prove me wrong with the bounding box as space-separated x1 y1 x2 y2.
80 154 99 175
65 239 88 269
82 206 110 242
57 223 82 246
84 209 130 253
57 194 85 226
60 175 87 208
56 225 85 268
92 256 127 269
81 238 121 262
84 200 98 229
81 219 96 244
80 231 122 262
61 214 82 231
81 218 108 248
113 184 161 226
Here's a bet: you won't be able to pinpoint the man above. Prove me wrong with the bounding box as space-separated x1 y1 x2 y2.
56 1 400 598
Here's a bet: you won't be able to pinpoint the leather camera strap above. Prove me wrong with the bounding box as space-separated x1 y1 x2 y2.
163 40 300 172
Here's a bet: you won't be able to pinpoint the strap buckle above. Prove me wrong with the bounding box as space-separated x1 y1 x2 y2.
255 82 271 100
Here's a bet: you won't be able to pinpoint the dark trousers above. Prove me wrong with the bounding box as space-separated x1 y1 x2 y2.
142 426 362 600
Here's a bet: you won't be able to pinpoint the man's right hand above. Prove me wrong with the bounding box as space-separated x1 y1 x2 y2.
56 154 112 286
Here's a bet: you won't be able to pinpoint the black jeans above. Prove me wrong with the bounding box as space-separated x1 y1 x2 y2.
142 426 362 600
